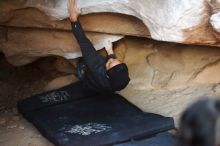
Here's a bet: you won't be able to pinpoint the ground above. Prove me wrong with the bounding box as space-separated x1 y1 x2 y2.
0 108 53 146
0 54 66 146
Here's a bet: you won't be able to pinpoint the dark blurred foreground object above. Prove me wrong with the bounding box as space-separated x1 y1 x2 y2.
18 81 174 146
179 98 220 146
115 132 177 146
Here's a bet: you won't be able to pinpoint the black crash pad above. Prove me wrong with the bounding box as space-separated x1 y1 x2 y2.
115 132 177 146
18 82 175 146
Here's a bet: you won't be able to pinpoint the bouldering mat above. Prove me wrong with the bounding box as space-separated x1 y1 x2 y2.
18 82 175 146
115 132 177 146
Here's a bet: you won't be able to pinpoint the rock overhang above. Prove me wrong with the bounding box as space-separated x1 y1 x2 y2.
1 0 220 66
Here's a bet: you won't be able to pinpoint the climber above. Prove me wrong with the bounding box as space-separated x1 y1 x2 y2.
68 0 130 93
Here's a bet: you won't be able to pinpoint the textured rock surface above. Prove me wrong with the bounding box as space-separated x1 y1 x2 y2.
1 0 219 44
1 27 122 66
0 7 149 37
119 38 220 123
1 0 220 65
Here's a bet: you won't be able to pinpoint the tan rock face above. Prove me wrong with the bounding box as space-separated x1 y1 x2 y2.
2 0 219 44
1 0 220 41
1 0 220 65
119 38 220 124
1 27 123 66
44 75 78 92
0 7 149 37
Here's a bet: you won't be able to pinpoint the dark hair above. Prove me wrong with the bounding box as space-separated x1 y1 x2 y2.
107 63 130 91
178 98 220 146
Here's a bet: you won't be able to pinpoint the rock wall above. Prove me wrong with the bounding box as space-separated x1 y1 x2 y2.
118 38 220 124
1 0 220 65
2 27 123 66
2 0 220 42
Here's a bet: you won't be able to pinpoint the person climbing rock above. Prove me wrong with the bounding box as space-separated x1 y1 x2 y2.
68 0 130 93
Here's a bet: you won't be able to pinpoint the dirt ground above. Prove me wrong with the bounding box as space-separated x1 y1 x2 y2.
0 53 69 146
0 108 53 146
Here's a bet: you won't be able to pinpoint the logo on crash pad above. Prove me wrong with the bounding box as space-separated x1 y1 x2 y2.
65 123 112 136
40 91 70 103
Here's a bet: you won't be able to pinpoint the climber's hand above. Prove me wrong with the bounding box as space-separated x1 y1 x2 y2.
68 0 80 22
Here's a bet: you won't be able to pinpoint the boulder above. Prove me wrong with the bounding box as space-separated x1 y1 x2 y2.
1 27 123 66
118 38 220 124
0 7 149 37
1 0 220 65
11 0 220 44
1 0 220 44
44 75 78 92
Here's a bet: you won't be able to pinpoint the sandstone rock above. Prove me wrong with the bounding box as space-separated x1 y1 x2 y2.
53 57 76 74
1 0 220 66
1 0 220 44
210 12 220 34
44 75 78 92
0 6 149 37
114 39 127 62
1 27 123 66
208 0 220 17
22 0 220 45
118 38 220 125
192 60 220 84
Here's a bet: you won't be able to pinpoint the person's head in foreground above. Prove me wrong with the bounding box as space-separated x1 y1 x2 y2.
178 98 220 146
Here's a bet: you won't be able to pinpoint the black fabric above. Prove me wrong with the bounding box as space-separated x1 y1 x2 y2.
107 63 130 91
17 81 95 112
76 59 87 81
115 132 177 146
71 21 112 93
18 83 175 146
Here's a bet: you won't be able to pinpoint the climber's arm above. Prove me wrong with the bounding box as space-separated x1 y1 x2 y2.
68 0 105 70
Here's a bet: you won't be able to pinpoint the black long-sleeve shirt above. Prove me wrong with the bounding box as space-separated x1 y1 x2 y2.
71 21 113 93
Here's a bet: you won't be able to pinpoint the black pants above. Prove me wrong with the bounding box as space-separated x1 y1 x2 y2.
71 21 112 93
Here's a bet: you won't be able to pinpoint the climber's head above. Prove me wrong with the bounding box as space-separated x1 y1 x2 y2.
106 58 130 91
